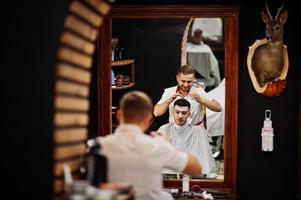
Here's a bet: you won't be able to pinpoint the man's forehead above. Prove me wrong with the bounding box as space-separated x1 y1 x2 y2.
178 73 194 79
174 105 190 111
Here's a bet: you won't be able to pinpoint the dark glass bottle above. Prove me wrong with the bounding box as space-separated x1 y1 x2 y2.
118 42 124 60
114 44 120 61
86 139 108 187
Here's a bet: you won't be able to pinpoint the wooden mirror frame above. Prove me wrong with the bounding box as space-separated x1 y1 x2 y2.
97 5 240 198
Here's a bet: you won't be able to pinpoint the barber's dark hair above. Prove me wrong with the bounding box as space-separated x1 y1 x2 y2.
177 64 195 76
173 98 191 109
120 90 153 123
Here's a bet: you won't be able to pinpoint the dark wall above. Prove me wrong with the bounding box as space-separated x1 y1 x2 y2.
3 2 68 198
112 19 189 127
238 2 301 199
111 1 301 200
2 0 300 199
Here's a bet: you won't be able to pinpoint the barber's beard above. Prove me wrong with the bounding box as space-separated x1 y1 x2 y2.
179 87 190 94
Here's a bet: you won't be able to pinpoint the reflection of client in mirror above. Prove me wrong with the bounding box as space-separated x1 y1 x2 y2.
156 99 215 175
154 64 222 125
186 29 221 89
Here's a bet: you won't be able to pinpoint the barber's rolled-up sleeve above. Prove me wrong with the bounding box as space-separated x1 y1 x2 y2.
157 89 169 104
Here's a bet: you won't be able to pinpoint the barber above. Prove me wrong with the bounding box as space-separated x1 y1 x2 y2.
154 64 222 126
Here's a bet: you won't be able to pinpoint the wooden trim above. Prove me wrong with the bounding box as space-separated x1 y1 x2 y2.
297 74 301 200
57 47 93 69
97 16 112 136
54 143 86 160
181 18 193 66
224 16 239 195
61 32 95 55
56 63 91 84
55 80 90 97
110 5 240 18
55 96 89 111
111 82 135 90
54 128 88 144
69 1 103 27
54 112 89 126
85 0 111 16
111 59 134 66
53 0 113 195
64 15 98 41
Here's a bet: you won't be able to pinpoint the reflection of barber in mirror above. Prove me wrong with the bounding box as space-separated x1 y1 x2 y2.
186 29 221 88
154 64 222 126
155 99 216 175
99 91 202 200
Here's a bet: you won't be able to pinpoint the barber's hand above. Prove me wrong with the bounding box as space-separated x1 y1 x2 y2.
189 93 203 104
150 131 169 141
166 92 183 104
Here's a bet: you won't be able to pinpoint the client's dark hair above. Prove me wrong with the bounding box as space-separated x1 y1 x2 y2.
173 99 191 109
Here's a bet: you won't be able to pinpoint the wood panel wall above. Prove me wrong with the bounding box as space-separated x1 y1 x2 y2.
53 0 112 196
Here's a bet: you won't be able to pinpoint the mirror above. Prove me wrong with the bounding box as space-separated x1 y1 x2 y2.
98 5 239 196
182 17 225 178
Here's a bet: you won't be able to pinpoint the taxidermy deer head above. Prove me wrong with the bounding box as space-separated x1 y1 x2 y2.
251 2 288 87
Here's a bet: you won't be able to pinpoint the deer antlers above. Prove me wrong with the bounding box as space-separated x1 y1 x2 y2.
275 2 285 19
265 0 285 20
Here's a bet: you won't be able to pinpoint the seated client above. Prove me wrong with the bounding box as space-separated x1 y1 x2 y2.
157 98 215 175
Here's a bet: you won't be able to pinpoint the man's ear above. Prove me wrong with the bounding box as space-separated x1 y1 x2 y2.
116 110 123 124
145 114 153 125
141 114 153 131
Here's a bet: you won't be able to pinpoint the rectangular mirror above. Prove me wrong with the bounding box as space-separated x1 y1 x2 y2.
97 5 239 197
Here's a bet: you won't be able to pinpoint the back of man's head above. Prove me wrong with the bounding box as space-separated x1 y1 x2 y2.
192 29 203 44
193 29 203 37
173 98 191 109
177 64 196 76
119 90 153 123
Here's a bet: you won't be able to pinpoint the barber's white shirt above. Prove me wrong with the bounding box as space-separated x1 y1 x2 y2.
99 124 188 200
157 86 210 125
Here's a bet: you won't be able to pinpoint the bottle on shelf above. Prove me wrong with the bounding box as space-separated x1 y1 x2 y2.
118 41 124 60
111 38 118 61
86 139 108 187
111 70 115 86
114 44 120 61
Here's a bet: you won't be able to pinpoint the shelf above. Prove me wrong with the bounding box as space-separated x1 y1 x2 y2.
112 82 135 90
112 59 134 67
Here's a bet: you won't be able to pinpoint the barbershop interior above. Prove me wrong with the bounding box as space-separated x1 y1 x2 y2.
3 0 301 200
